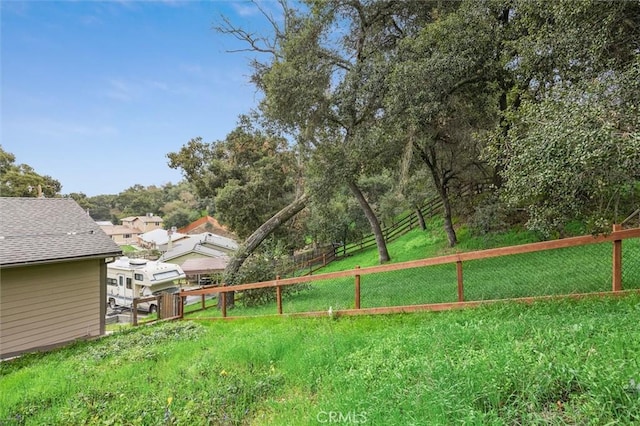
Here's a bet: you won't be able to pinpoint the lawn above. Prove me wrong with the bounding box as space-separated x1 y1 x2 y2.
183 221 640 319
3 221 639 424
2 295 640 424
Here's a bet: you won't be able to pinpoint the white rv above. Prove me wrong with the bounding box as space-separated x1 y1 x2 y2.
106 257 186 313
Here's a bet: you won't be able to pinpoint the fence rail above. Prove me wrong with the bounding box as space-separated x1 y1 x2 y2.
179 225 640 320
307 182 483 272
285 194 447 277
132 293 182 326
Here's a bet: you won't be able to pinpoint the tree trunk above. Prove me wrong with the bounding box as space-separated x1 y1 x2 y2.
219 193 309 309
414 205 426 231
441 194 457 247
347 181 391 263
416 142 458 248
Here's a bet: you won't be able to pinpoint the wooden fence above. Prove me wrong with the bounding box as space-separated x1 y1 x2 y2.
287 182 487 276
132 293 183 326
179 225 640 319
284 194 447 277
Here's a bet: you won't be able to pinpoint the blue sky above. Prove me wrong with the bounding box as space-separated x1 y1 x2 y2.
1 0 275 196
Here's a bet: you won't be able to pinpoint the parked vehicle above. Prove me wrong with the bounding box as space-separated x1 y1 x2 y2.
107 257 186 313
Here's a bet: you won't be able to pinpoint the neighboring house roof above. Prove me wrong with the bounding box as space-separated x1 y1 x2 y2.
100 225 143 236
180 257 229 275
139 229 187 246
0 197 122 267
177 215 235 238
122 215 164 223
159 233 234 262
201 232 239 251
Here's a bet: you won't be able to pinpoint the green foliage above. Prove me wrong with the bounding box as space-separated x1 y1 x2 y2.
493 62 640 236
81 180 207 226
168 125 299 240
384 1 502 246
234 239 310 307
305 189 368 246
467 193 514 236
0 145 62 197
113 184 165 217
162 208 202 231
241 0 409 262
507 0 640 89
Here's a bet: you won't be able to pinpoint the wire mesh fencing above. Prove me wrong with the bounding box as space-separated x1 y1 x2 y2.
463 242 613 301
180 228 640 321
622 237 640 290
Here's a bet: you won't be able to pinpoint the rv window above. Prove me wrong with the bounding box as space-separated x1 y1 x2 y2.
107 278 117 287
126 278 132 289
134 273 144 281
153 270 181 281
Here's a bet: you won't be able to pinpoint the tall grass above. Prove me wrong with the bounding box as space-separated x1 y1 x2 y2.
3 295 640 424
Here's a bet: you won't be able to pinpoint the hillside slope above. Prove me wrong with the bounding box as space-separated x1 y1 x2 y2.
2 295 640 424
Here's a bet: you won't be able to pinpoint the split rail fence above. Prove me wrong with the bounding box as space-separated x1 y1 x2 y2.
177 225 640 321
287 183 485 276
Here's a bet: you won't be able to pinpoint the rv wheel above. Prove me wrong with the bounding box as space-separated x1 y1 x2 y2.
149 304 157 314
108 299 116 309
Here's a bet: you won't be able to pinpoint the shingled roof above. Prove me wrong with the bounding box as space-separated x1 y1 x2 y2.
0 197 122 267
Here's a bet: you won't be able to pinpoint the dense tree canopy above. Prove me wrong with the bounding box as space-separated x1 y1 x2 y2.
168 124 300 240
484 0 640 235
0 146 62 197
202 0 639 260
385 0 501 246
493 59 640 235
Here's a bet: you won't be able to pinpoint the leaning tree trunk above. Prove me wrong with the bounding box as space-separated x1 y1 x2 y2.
218 193 309 309
347 181 391 263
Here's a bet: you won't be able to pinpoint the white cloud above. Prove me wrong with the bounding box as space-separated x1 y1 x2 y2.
231 2 260 18
105 78 137 101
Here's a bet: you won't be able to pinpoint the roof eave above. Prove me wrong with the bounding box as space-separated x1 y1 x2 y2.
0 251 123 269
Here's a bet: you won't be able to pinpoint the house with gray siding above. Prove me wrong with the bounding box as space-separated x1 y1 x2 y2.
0 197 121 359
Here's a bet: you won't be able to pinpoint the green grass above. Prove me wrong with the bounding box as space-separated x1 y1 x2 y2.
3 221 640 424
183 219 640 319
3 295 640 424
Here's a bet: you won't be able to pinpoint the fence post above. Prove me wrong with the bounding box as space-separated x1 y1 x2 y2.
613 224 622 292
323 253 326 267
221 289 227 318
355 266 361 309
132 299 138 326
276 275 283 315
456 261 464 302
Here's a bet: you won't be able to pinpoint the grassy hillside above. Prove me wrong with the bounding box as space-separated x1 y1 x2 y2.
182 220 640 318
2 295 640 424
3 220 639 424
